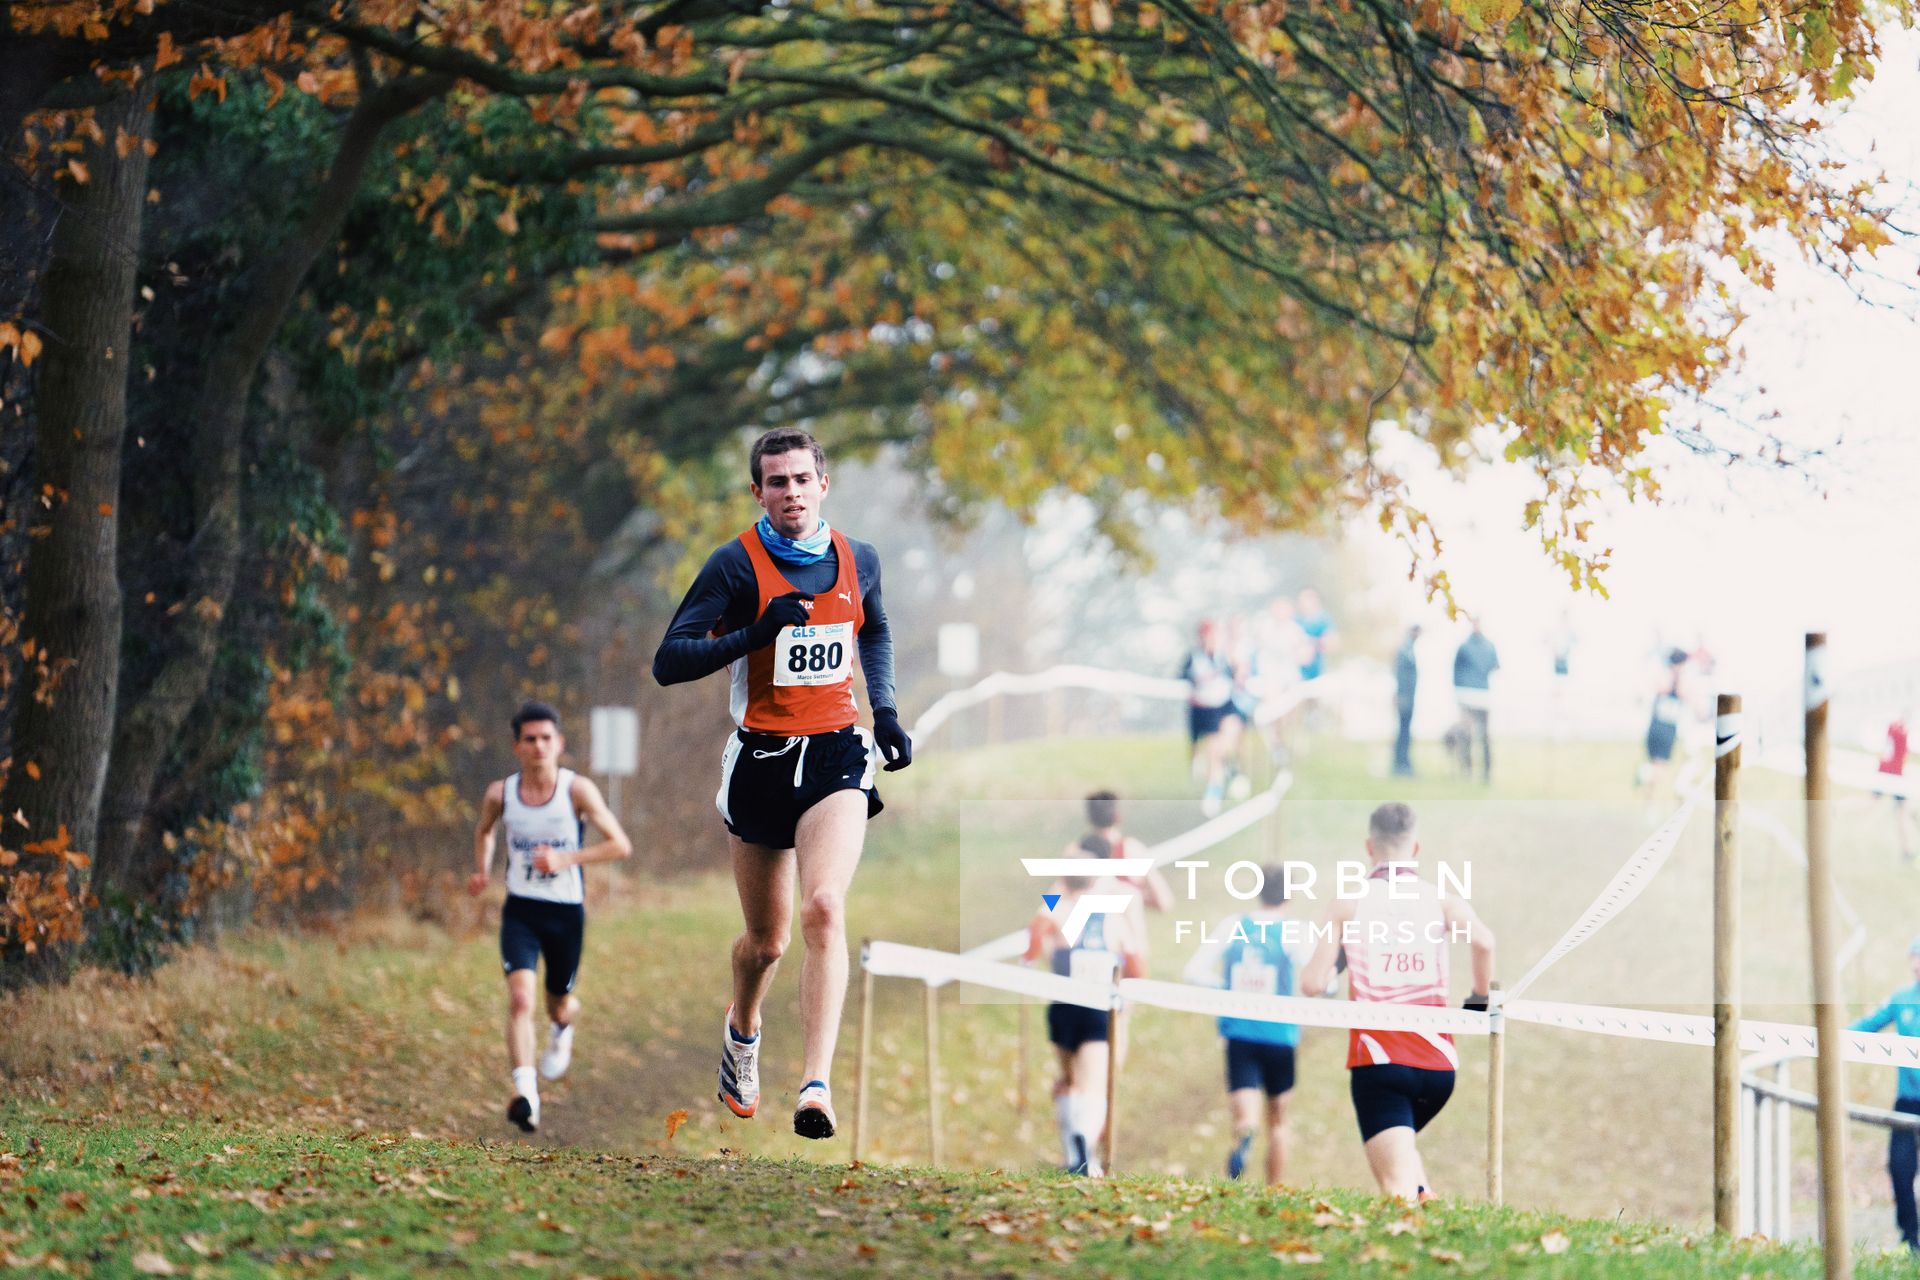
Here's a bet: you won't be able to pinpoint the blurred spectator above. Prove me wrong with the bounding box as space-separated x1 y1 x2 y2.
1452 620 1499 783
1392 625 1420 778
1295 588 1337 683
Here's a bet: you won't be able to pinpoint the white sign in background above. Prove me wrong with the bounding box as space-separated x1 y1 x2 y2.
590 706 640 777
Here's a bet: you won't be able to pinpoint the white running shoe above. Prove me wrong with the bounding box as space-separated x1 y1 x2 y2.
717 1007 761 1118
1200 786 1224 818
539 1022 574 1081
507 1093 540 1133
793 1079 836 1140
1227 774 1252 802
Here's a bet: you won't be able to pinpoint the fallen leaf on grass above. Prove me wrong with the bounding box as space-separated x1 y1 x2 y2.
59 1191 86 1213
1358 1243 1392 1263
1541 1229 1571 1254
664 1109 689 1140
180 1235 217 1258
131 1252 176 1275
1428 1247 1464 1264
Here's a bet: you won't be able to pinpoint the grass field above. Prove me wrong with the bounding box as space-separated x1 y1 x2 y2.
4 726 1919 1275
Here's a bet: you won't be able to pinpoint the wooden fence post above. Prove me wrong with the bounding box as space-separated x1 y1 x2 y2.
1714 693 1743 1233
1804 634 1850 1279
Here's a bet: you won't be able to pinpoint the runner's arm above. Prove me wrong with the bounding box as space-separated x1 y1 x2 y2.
470 782 505 895
1298 897 1356 996
1138 862 1174 912
852 543 896 713
1023 913 1056 965
1441 894 1496 996
1852 999 1898 1033
1180 915 1237 987
651 544 763 685
538 776 633 872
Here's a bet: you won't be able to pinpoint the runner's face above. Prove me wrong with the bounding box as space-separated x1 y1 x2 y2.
515 721 561 773
753 449 828 539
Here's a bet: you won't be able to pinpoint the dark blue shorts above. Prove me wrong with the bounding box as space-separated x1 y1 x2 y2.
1189 704 1230 742
718 726 882 849
1225 1039 1296 1097
1048 1003 1110 1052
1350 1064 1455 1141
500 895 585 996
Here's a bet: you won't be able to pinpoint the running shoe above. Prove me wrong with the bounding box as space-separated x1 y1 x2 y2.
507 1093 539 1133
718 1007 761 1118
1227 1132 1253 1180
539 1023 574 1081
1200 785 1224 818
793 1079 836 1139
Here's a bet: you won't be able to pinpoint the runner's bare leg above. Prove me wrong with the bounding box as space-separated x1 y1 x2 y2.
793 788 869 1084
730 836 796 1037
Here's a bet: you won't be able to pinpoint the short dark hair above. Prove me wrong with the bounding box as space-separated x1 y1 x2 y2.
511 700 562 738
1077 832 1112 859
1085 790 1119 830
750 428 827 485
1368 802 1417 850
1260 863 1288 907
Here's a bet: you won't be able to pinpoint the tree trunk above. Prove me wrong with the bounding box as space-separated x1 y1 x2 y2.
0 81 154 967
90 73 449 901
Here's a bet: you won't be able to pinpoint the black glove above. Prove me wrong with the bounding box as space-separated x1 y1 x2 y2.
873 707 913 772
748 591 813 647
1463 992 1490 1012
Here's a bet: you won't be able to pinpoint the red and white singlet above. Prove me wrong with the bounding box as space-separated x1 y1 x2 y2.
1344 863 1458 1071
726 525 864 735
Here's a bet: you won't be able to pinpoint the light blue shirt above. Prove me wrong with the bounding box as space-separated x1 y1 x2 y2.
1852 982 1920 1099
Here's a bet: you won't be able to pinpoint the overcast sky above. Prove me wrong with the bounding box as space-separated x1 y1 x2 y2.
1361 28 1920 727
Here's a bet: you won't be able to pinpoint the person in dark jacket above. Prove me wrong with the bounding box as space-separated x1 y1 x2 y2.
1451 621 1499 784
1392 625 1420 778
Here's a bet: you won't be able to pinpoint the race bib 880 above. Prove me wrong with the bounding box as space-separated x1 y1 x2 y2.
774 622 854 687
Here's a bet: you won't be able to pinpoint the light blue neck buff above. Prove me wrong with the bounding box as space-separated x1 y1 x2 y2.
756 514 833 566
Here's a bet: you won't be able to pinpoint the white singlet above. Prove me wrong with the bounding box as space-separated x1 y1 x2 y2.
502 768 585 905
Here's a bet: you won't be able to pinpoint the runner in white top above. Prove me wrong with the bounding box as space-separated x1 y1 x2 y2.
1299 802 1494 1201
1025 862 1145 1177
470 701 632 1133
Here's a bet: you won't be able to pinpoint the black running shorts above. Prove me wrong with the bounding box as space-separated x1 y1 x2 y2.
500 895 585 996
1047 1003 1110 1052
1225 1039 1297 1098
717 725 882 849
1349 1063 1456 1141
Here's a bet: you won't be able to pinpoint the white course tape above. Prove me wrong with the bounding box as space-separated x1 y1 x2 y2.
1504 999 1920 1071
1753 748 1914 800
1504 998 1715 1046
1805 644 1829 712
1715 712 1742 759
871 943 1920 1070
865 941 1112 1010
1123 977 1489 1035
909 664 1324 743
1502 799 1697 1001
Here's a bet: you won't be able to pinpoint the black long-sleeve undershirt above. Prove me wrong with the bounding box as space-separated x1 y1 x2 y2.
651 535 897 715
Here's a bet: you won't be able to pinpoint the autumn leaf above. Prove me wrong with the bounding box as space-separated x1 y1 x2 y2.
1540 1229 1571 1254
664 1108 689 1140
154 31 180 70
24 762 39 781
132 1251 178 1275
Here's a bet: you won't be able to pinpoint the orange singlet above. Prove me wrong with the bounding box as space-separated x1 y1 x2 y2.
727 525 865 735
